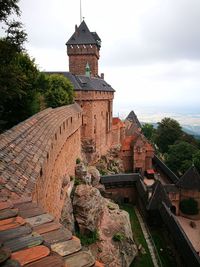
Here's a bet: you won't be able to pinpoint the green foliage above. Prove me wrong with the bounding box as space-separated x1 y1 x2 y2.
165 141 198 175
155 117 182 153
45 74 74 108
141 123 155 142
113 232 125 242
179 198 198 215
0 0 20 22
77 230 99 246
0 44 42 131
107 204 116 210
193 150 200 172
74 177 81 186
76 158 81 164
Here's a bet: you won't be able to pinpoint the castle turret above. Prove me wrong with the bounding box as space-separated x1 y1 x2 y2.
66 20 101 77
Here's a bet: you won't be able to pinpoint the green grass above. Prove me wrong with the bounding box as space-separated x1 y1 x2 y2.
121 204 154 267
76 229 99 246
150 228 177 267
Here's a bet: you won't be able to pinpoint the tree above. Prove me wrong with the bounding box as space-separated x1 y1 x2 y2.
141 123 155 142
0 0 20 22
179 198 198 215
155 117 182 153
45 74 74 108
193 150 200 172
165 141 198 176
0 47 41 130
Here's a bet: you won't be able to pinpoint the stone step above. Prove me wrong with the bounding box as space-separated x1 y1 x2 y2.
0 216 26 231
42 227 72 245
0 225 32 242
64 251 95 267
4 233 43 252
0 209 18 220
51 236 81 257
25 255 64 267
11 245 50 266
33 221 61 235
26 214 54 227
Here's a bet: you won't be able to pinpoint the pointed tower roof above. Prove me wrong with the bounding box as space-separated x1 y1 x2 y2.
176 165 200 190
147 181 171 210
66 20 101 47
126 111 141 128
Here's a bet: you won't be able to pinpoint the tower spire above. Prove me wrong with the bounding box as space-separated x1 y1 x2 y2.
80 0 82 24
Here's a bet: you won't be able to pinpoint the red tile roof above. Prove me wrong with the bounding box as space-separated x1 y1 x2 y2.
0 199 95 267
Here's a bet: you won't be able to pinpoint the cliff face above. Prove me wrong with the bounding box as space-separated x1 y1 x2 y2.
73 184 137 267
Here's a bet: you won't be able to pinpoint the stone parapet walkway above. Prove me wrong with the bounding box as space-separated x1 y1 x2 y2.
134 207 162 267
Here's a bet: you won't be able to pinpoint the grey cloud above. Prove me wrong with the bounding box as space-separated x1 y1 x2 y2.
103 0 200 66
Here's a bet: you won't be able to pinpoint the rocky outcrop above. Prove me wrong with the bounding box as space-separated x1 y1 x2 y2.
73 185 104 233
73 184 137 267
96 146 124 175
88 166 100 187
60 194 74 232
75 163 91 184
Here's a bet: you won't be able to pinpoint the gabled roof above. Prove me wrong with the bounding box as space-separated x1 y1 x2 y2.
45 72 115 92
176 165 200 190
147 181 171 210
66 20 101 47
126 111 141 128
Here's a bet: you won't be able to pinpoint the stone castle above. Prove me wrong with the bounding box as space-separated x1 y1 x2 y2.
1 20 200 267
0 20 154 218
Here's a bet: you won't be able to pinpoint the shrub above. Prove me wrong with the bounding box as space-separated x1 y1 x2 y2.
76 158 81 164
77 229 99 246
113 232 125 242
179 198 198 215
74 177 81 186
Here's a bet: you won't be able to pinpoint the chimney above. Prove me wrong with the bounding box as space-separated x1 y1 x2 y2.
101 73 104 79
75 25 78 36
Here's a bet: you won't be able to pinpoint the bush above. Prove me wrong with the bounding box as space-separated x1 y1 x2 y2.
179 198 198 215
113 232 125 242
76 158 81 164
77 229 99 246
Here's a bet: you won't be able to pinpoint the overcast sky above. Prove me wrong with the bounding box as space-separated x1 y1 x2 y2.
17 0 200 121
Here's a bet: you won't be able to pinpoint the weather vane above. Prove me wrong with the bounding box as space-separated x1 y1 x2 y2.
80 0 83 24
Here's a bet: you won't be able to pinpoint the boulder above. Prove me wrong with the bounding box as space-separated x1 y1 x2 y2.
75 163 87 180
73 185 137 266
88 166 100 186
60 194 74 232
73 185 104 233
90 198 137 267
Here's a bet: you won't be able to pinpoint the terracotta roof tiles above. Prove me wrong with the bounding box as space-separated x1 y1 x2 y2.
0 199 96 266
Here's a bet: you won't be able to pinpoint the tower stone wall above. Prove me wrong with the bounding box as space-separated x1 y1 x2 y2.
67 44 99 76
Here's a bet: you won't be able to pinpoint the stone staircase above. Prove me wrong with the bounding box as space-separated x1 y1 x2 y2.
0 198 103 267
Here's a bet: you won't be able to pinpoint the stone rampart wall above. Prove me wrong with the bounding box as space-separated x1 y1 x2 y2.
0 103 82 218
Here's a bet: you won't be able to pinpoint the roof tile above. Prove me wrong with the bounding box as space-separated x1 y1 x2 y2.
11 245 50 266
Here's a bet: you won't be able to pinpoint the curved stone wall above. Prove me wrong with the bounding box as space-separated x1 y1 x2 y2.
0 103 82 218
